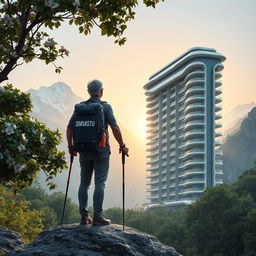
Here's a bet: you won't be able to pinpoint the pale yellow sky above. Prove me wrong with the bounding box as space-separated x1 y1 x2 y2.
6 0 256 138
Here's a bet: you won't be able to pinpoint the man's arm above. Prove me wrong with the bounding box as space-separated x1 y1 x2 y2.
111 125 129 155
66 128 77 156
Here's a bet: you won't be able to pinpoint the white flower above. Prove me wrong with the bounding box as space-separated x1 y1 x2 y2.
29 11 37 19
21 133 27 142
73 0 80 10
40 133 46 144
59 46 70 56
14 164 25 174
45 0 60 9
5 122 16 135
3 14 14 27
0 153 3 160
44 38 56 48
18 144 26 151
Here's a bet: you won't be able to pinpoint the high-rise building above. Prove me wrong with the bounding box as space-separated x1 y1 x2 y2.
144 47 226 209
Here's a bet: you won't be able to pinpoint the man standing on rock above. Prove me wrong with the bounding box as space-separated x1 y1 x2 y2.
66 80 129 226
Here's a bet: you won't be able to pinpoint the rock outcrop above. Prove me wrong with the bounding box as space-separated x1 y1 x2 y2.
0 228 25 254
222 107 256 184
3 224 181 256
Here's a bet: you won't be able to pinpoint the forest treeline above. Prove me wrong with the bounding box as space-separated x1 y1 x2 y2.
1 166 256 256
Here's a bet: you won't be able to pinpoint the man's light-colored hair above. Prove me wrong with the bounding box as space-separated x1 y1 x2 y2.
87 80 103 97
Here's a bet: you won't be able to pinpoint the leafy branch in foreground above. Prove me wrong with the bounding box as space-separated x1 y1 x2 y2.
0 0 164 83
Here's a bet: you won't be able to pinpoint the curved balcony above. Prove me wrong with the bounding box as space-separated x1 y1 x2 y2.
146 95 158 102
146 137 158 145
215 132 222 137
146 99 159 108
179 96 186 103
146 170 159 177
147 194 159 200
181 160 205 170
184 71 205 85
146 151 158 158
215 64 224 72
146 120 158 128
179 180 205 187
184 102 204 114
146 180 159 187
215 150 223 156
178 189 204 195
179 139 205 150
146 157 159 165
215 160 223 166
146 126 158 133
182 151 204 162
184 95 205 107
184 111 205 122
215 141 222 146
215 88 222 96
184 120 204 130
146 105 159 115
215 123 222 129
185 85 205 98
146 143 159 152
146 187 158 193
215 105 222 112
184 130 204 140
215 80 222 88
215 97 222 104
185 77 204 89
215 72 222 80
179 170 204 178
146 112 159 121
215 114 222 120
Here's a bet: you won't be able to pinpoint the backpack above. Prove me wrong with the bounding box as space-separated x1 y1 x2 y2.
72 100 107 152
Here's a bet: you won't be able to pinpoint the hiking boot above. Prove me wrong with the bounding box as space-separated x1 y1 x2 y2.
80 214 93 225
92 216 111 226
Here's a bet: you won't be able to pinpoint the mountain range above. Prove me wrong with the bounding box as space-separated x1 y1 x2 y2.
28 82 146 209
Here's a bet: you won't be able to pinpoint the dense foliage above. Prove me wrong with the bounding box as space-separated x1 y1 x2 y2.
0 84 67 191
105 167 256 256
0 0 164 83
0 185 43 243
20 186 80 226
1 167 255 255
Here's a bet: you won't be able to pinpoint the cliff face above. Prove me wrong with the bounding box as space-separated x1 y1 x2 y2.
2 224 181 256
222 107 256 184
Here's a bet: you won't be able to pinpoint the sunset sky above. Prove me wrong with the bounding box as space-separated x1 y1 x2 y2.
6 0 256 139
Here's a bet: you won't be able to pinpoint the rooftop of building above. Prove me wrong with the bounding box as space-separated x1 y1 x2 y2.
143 47 226 91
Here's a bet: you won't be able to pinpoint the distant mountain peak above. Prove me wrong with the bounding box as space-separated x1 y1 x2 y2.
27 82 82 117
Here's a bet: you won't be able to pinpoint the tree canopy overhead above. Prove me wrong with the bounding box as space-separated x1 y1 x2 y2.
0 0 163 83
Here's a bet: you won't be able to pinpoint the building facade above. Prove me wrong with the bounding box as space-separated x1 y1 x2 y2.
144 47 226 209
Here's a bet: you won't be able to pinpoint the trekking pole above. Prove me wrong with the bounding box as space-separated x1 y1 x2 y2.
61 154 74 226
122 152 126 231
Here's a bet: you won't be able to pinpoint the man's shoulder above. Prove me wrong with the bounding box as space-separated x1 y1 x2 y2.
101 102 113 111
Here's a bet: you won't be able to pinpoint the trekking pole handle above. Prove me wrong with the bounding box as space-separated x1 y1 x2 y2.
122 152 125 165
70 154 74 164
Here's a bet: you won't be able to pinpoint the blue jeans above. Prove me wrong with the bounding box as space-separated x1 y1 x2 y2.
78 151 110 217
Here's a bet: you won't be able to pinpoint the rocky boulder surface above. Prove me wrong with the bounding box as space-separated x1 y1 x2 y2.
3 224 181 256
0 228 25 254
